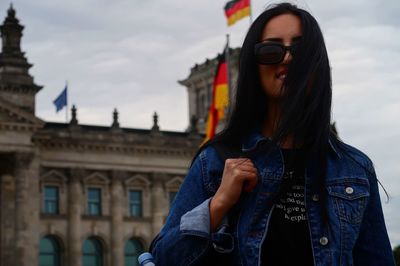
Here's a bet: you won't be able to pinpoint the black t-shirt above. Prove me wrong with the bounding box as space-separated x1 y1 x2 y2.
261 149 314 266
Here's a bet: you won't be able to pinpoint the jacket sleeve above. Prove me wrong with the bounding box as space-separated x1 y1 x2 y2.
151 149 233 266
353 164 395 265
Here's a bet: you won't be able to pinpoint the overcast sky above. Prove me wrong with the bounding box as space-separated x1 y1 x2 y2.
1 0 399 247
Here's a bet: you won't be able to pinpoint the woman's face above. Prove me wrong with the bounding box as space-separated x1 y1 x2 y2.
258 14 302 100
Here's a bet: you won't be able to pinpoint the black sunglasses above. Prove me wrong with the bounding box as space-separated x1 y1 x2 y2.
254 42 299 65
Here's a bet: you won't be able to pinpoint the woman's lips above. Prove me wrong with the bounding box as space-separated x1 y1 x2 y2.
276 68 288 80
276 74 286 80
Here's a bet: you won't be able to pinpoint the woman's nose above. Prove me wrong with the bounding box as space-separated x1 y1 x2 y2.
282 50 293 64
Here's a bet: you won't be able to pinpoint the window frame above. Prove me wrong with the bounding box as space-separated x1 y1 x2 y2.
82 237 103 266
39 235 61 266
128 190 143 218
124 238 144 266
43 185 60 215
40 170 67 216
124 175 151 219
86 187 102 216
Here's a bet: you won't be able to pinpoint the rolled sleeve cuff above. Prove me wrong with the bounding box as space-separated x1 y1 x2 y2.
180 197 234 253
180 198 213 236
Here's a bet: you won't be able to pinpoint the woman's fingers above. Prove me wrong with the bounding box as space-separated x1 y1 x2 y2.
216 158 259 209
227 158 252 166
226 159 256 170
227 159 258 192
236 169 258 192
236 165 257 173
243 175 258 192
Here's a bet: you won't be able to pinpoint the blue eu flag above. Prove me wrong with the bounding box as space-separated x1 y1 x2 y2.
53 86 67 112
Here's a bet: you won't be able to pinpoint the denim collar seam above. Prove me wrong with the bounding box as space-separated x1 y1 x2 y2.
242 134 341 158
200 150 214 195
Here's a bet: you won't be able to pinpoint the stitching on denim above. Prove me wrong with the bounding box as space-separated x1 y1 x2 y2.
327 178 371 224
333 195 367 224
181 229 210 238
339 204 345 265
359 197 369 223
199 150 214 196
186 240 211 266
326 177 369 185
325 224 334 266
327 190 370 201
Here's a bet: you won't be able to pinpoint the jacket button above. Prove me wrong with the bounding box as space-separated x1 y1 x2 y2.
345 187 354 194
319 237 329 246
312 194 320 202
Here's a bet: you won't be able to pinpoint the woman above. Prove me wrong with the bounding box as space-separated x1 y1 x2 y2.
151 3 395 265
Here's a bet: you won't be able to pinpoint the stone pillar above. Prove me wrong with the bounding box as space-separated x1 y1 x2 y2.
151 176 168 236
110 172 124 266
68 169 83 266
14 152 38 266
0 173 16 266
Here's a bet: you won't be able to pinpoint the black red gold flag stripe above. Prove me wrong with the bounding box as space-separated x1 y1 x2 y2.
203 45 229 144
224 0 250 26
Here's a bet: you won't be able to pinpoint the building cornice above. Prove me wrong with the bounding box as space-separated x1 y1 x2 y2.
0 97 44 128
0 122 42 132
34 137 197 157
0 83 42 94
33 123 201 157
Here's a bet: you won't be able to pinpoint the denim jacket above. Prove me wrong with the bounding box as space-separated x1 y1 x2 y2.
152 131 395 266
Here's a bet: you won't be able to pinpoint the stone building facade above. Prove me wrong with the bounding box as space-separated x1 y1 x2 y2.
0 5 208 266
179 47 240 133
0 5 240 266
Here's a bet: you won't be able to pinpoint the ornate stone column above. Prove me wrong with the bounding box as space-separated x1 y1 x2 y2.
0 173 15 266
0 153 16 266
14 152 39 266
68 169 83 266
151 175 168 236
110 171 124 266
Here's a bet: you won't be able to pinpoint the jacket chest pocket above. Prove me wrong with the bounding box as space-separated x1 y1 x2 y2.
326 178 370 224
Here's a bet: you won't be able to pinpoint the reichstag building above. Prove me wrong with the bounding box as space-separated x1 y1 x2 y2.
0 5 239 266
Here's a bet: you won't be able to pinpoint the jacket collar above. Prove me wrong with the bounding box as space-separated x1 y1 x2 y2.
241 129 271 152
241 129 341 158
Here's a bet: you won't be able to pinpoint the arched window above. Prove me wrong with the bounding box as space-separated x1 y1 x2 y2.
82 238 103 266
124 239 144 266
39 236 60 266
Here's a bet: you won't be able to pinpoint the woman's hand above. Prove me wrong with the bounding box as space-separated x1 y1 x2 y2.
210 158 258 231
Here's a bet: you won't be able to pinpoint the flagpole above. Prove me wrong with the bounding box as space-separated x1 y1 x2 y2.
65 80 68 123
225 34 232 107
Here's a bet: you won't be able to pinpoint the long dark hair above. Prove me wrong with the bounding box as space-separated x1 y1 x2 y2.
200 3 333 159
192 2 336 222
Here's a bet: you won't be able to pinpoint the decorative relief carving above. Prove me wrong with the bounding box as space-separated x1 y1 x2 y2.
82 172 110 214
124 174 151 188
40 170 67 182
40 169 67 193
83 172 110 185
0 98 44 127
42 168 65 178
33 135 197 157
0 123 40 132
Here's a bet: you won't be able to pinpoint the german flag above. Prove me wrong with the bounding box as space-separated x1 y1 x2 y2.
224 0 251 26
203 46 229 144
